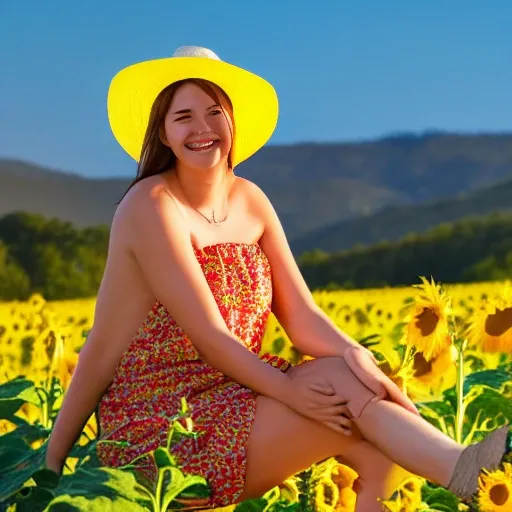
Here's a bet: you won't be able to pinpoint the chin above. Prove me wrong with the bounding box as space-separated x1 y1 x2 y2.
179 147 230 171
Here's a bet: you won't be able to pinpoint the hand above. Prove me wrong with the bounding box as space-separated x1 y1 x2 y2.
282 374 354 435
44 453 64 477
343 345 420 417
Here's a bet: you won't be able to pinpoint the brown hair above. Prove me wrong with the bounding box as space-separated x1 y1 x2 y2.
115 78 235 206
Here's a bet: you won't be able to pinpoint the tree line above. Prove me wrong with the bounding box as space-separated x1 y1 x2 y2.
2 210 512 301
298 212 512 289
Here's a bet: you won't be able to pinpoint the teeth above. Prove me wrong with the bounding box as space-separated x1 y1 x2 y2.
187 141 215 149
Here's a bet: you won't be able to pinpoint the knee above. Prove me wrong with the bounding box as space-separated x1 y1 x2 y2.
288 356 382 419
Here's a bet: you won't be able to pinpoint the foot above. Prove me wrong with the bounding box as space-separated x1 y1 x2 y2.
447 424 511 502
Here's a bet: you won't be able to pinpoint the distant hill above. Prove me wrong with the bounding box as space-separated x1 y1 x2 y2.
291 177 512 254
2 131 512 244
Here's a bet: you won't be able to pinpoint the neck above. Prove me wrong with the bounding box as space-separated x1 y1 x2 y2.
173 160 232 209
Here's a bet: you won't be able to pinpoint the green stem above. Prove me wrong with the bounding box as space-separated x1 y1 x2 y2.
154 468 166 512
454 340 467 444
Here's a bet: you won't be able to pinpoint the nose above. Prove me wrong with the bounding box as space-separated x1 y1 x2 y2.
192 115 213 133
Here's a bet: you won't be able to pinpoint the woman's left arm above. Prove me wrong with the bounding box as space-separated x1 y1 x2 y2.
252 183 420 416
252 182 358 358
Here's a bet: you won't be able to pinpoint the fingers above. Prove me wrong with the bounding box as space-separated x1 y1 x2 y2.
309 392 349 408
320 404 353 418
324 420 352 436
309 382 335 396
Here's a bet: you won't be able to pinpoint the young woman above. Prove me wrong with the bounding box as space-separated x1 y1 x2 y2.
45 46 510 511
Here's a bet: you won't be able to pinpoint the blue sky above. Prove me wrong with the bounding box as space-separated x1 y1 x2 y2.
0 0 511 178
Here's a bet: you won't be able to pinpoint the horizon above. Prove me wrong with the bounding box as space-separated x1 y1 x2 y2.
3 128 512 179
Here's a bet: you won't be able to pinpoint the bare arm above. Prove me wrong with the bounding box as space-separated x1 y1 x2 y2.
124 185 295 399
253 182 359 358
45 205 158 471
46 180 296 471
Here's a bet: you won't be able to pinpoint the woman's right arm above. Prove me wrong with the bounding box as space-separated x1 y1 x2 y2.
120 184 297 402
122 185 349 430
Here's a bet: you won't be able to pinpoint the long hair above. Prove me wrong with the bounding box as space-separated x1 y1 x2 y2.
115 78 235 206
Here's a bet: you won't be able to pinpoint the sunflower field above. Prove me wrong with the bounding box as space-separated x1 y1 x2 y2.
1 277 511 512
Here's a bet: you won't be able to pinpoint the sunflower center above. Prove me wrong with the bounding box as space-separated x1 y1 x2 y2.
484 307 512 336
322 482 335 506
490 482 509 505
415 307 439 336
413 352 433 377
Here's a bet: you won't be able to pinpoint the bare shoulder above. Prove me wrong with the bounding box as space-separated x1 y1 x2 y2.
87 174 180 350
233 176 273 215
114 174 185 247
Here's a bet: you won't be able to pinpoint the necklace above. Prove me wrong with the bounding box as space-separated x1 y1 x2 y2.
176 178 229 228
193 207 228 227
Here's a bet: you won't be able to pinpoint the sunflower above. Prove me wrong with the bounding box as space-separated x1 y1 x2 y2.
331 463 358 512
476 462 512 512
378 476 424 512
278 476 301 503
406 345 459 402
313 479 340 512
378 346 416 395
309 459 358 512
467 285 512 353
403 276 453 361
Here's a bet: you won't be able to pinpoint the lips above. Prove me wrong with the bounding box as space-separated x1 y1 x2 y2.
185 139 220 151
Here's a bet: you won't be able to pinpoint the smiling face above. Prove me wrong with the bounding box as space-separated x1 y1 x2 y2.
161 82 233 171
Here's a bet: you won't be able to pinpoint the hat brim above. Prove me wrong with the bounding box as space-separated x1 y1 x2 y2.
107 56 279 167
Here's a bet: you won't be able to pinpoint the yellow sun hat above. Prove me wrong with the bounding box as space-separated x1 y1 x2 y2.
107 46 279 167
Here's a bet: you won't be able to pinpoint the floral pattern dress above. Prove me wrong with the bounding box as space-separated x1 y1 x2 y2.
96 242 292 508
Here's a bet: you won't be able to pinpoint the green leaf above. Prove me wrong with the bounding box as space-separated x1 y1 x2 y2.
45 467 152 511
463 385 512 440
0 376 41 403
0 439 48 501
153 446 174 469
234 497 269 511
421 484 459 512
11 486 55 512
463 369 512 394
3 416 52 445
161 467 210 510
43 494 149 511
32 468 61 489
0 377 42 420
416 399 455 434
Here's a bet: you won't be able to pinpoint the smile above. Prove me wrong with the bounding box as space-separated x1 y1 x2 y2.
185 140 220 152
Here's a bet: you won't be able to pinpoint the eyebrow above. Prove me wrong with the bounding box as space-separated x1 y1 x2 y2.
172 104 219 115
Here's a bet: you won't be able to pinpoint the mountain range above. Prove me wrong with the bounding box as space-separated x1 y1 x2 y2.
2 131 512 254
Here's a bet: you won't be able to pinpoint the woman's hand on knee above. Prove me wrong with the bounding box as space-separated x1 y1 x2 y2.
282 374 353 436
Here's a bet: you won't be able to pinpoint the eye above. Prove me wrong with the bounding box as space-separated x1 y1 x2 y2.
210 109 222 116
174 115 190 122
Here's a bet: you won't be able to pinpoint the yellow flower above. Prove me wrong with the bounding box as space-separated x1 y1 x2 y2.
379 476 424 512
467 287 512 352
379 349 416 395
477 462 512 511
406 345 458 402
0 419 17 436
403 276 453 361
331 463 358 512
313 478 340 512
309 459 358 512
279 476 301 503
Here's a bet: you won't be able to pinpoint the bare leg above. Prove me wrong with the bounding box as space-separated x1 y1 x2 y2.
355 399 462 486
240 356 508 509
289 356 463 485
288 357 509 502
